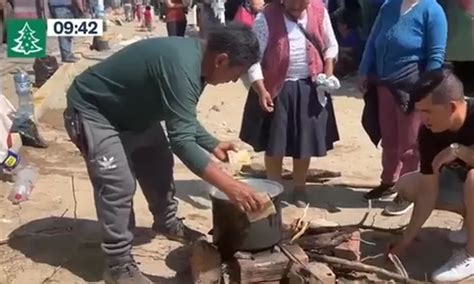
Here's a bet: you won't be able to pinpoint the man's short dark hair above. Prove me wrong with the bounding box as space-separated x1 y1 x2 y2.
412 68 465 104
206 22 260 67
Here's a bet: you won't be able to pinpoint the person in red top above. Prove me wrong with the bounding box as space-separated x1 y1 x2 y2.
165 0 187 36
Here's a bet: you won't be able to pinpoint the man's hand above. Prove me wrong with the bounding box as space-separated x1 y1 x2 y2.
200 162 266 212
212 142 237 162
224 181 266 212
432 147 457 174
386 237 412 257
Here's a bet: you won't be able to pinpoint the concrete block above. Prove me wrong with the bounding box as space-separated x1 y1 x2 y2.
33 61 80 120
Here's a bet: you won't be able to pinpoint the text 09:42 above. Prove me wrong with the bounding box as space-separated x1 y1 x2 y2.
47 19 103 37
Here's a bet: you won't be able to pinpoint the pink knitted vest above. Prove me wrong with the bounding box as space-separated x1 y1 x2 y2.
261 0 325 98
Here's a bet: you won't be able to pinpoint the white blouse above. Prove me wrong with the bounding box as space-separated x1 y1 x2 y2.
246 8 339 85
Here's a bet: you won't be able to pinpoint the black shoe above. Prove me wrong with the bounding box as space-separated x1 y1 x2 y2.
103 260 152 284
364 183 397 201
153 218 205 244
292 189 309 208
62 55 80 63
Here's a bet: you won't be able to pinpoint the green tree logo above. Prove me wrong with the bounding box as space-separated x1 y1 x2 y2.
7 19 46 58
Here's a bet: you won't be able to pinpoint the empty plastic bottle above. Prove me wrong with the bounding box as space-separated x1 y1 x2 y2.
0 149 38 204
8 166 38 204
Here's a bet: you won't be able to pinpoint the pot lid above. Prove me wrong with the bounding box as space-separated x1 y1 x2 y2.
209 178 284 201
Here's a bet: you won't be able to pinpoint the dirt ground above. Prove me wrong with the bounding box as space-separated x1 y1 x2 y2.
0 14 466 284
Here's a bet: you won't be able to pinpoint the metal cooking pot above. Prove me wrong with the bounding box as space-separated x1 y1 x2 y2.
209 178 284 259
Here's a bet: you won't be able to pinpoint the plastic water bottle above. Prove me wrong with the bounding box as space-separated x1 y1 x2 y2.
0 149 38 204
8 166 38 204
13 69 34 120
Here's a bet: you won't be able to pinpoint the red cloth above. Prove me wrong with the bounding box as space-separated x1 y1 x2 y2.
166 0 186 22
261 0 325 99
234 6 255 27
166 7 186 22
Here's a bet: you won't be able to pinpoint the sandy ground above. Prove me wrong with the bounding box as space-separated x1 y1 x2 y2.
0 14 467 284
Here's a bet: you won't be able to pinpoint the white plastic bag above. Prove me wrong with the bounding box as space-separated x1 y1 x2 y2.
315 74 341 107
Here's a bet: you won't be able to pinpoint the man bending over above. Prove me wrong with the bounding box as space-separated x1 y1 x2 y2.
64 23 265 284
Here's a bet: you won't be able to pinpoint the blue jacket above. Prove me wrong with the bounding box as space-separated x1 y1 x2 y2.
358 0 447 78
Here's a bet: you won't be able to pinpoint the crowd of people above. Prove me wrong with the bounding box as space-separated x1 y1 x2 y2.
57 0 474 283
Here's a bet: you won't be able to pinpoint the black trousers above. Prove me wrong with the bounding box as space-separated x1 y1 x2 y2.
166 20 187 37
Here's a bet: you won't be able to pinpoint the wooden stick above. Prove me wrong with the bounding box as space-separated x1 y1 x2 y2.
388 253 409 278
71 176 78 222
323 181 379 189
59 208 69 218
290 221 309 243
296 204 310 228
41 264 64 283
308 253 416 282
280 245 324 281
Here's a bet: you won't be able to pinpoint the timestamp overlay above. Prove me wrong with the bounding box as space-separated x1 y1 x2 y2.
47 19 103 37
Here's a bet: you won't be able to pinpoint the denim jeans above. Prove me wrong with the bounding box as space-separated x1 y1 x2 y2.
50 6 75 60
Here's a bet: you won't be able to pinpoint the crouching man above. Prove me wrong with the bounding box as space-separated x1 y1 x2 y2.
387 69 474 282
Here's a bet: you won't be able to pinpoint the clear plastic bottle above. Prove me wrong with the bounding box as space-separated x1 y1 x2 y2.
8 166 38 204
13 69 34 121
0 149 38 204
